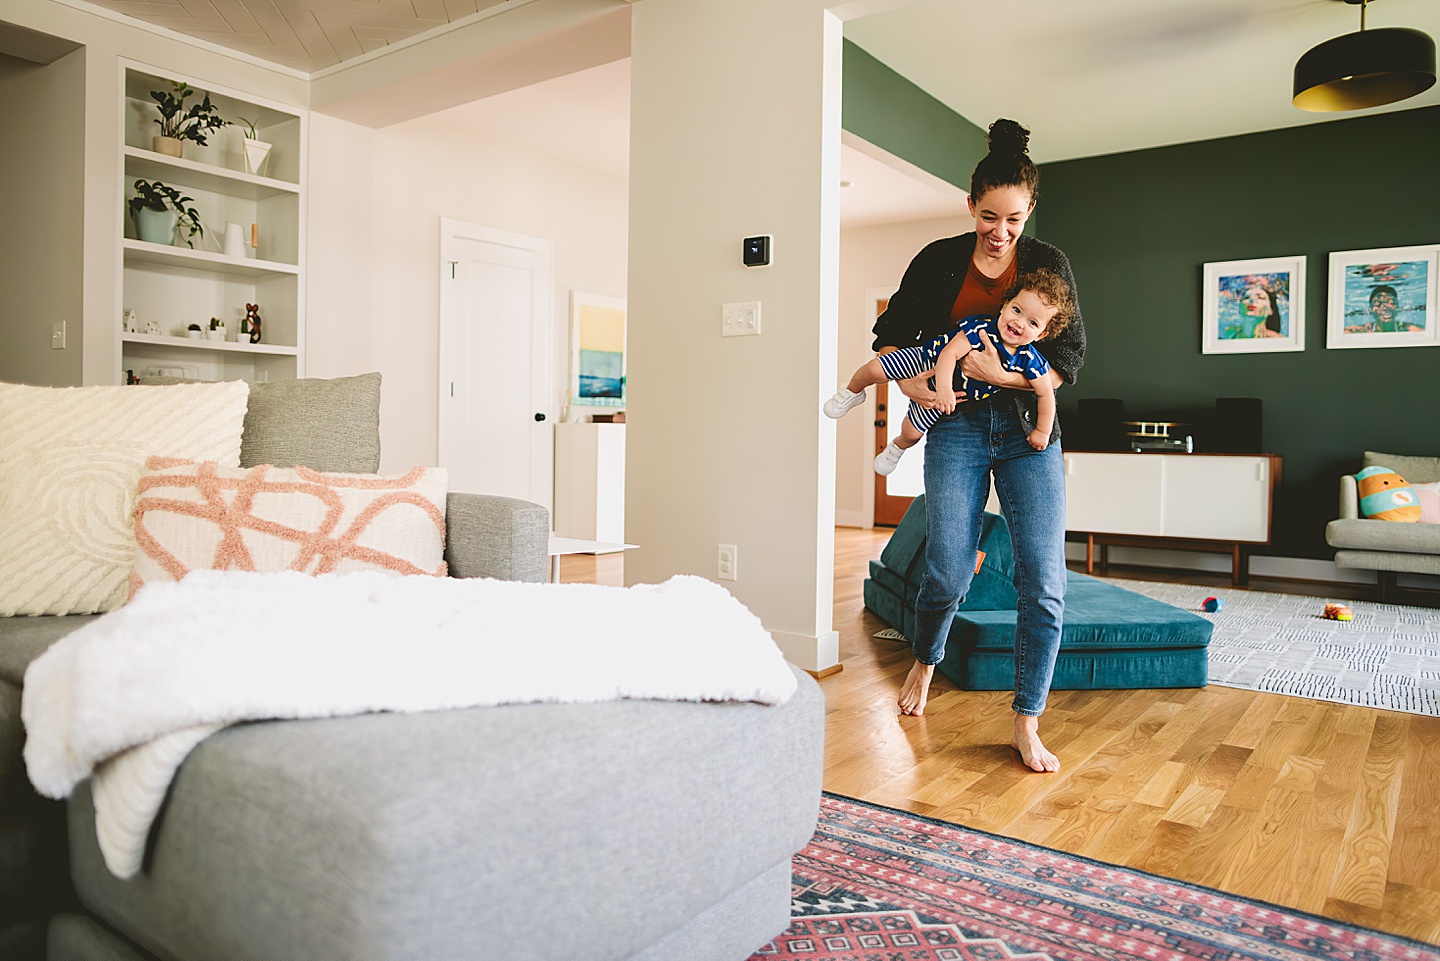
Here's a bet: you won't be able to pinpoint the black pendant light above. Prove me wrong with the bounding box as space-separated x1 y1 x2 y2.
1293 0 1436 112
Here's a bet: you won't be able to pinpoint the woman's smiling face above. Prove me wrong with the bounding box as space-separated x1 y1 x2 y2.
968 185 1034 263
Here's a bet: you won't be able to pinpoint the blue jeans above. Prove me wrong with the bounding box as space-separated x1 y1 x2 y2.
911 401 1066 717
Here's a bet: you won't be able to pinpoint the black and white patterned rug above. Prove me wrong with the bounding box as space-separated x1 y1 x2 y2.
1109 580 1440 716
873 583 1440 716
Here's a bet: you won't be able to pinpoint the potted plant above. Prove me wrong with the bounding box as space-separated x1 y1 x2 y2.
207 317 227 341
237 117 272 177
128 179 205 248
186 323 203 340
149 81 228 158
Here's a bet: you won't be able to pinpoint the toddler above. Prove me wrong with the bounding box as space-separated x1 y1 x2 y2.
824 268 1075 474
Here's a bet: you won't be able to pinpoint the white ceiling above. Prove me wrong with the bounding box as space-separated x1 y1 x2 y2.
424 57 973 228
56 0 1440 223
845 0 1440 164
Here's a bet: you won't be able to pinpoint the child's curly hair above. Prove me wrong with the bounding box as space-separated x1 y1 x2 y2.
1002 268 1075 341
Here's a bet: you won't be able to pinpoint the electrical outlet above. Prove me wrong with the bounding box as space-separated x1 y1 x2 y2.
51 320 66 350
721 302 761 337
717 543 737 581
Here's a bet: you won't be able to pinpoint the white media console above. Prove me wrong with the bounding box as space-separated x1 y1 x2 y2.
1062 451 1282 585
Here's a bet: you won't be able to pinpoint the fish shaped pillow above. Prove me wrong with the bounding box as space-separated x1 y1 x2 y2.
1356 465 1422 522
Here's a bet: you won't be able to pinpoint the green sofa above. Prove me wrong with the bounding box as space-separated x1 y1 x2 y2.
864 496 1213 692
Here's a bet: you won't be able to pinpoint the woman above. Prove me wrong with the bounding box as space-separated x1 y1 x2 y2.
870 119 1084 774
1243 283 1284 338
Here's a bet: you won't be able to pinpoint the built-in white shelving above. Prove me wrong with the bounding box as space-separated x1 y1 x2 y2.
118 63 306 384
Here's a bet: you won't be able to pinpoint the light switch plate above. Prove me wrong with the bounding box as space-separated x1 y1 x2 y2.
722 301 761 337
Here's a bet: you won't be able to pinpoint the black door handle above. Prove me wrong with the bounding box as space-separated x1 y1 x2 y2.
535 413 546 422
874 420 886 428
877 403 886 412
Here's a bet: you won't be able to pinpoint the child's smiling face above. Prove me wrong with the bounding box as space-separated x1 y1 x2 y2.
996 289 1057 349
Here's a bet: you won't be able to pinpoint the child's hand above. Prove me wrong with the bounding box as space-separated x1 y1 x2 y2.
936 388 957 414
1027 429 1049 451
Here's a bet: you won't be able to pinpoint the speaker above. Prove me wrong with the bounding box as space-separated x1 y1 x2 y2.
1205 397 1263 453
1069 398 1128 452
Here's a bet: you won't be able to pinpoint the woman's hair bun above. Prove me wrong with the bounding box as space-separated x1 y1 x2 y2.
987 119 1031 157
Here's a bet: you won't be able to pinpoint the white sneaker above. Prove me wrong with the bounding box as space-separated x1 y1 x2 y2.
823 387 867 419
874 442 905 476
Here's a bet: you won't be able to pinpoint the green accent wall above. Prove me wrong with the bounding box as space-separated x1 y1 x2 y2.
841 39 987 193
1041 106 1440 560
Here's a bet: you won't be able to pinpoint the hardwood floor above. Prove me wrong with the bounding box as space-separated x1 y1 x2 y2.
560 533 1440 945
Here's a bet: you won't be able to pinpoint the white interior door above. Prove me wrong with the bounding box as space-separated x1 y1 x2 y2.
438 220 553 511
884 381 926 497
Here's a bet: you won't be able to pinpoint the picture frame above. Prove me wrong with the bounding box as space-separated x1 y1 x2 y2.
569 290 626 409
1325 245 1439 350
1201 256 1306 354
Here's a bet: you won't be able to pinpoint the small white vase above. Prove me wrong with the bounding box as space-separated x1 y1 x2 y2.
243 138 272 177
186 329 203 340
207 329 226 341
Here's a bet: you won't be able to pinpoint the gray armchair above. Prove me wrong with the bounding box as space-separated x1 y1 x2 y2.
1325 450 1440 600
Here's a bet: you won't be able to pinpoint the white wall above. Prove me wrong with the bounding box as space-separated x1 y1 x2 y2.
628 0 844 671
3 0 309 387
306 110 629 473
0 48 84 387
834 215 968 527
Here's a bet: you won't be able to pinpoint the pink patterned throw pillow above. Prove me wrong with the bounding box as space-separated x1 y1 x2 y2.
131 458 448 592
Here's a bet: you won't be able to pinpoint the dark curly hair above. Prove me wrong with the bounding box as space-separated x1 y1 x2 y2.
1002 268 1074 341
969 119 1040 206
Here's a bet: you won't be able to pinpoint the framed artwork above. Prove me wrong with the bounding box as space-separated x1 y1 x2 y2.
1201 256 1306 354
569 291 626 408
1325 245 1439 350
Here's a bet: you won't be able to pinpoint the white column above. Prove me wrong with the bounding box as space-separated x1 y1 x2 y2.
625 0 846 671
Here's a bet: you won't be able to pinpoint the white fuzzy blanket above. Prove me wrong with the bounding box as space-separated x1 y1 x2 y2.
22 570 797 879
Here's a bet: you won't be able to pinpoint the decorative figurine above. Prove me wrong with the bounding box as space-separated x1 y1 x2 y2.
1202 596 1225 613
143 319 162 336
245 303 262 344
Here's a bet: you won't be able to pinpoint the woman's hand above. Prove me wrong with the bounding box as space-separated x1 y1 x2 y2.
960 330 1028 389
895 373 938 408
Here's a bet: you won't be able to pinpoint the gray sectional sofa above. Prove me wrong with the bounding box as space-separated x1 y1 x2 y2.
0 374 824 961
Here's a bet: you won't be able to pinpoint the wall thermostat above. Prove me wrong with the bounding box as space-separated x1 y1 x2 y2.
743 235 772 268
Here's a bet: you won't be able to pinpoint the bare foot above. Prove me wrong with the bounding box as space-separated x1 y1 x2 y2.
898 661 934 716
1011 713 1060 772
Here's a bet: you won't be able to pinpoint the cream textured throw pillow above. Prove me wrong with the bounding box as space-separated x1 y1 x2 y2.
131 460 448 589
0 381 249 616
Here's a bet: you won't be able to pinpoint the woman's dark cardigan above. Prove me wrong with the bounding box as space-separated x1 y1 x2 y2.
871 232 1086 443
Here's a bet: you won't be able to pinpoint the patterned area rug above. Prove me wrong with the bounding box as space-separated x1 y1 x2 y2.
751 793 1439 960
1106 580 1440 717
871 586 1440 716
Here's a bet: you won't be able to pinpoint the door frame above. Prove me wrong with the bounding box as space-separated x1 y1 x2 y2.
437 218 555 508
866 288 914 527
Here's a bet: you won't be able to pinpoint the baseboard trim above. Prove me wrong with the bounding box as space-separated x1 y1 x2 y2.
771 629 840 674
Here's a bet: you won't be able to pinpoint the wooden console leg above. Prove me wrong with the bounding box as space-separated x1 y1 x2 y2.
1232 544 1246 586
1379 570 1397 603
1086 534 1095 575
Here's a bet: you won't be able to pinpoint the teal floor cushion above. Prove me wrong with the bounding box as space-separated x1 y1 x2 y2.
862 496 1212 692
